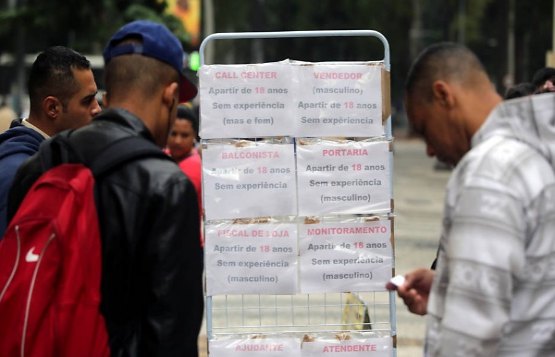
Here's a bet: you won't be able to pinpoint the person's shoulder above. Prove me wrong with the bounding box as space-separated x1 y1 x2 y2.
179 151 202 167
76 110 188 189
111 157 193 206
0 125 42 143
137 155 186 182
0 126 43 160
461 135 554 191
103 140 186 190
478 136 549 170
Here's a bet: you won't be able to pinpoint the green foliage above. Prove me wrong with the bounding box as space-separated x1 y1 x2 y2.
0 0 187 53
0 7 22 34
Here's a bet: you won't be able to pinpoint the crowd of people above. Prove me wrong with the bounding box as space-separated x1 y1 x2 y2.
0 20 204 356
0 17 554 357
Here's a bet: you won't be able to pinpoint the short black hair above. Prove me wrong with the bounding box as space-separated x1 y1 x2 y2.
176 104 199 135
531 67 555 92
504 82 535 99
27 46 91 112
532 67 555 87
405 42 486 102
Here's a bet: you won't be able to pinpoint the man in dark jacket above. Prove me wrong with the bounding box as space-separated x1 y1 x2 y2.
8 20 203 356
0 46 100 237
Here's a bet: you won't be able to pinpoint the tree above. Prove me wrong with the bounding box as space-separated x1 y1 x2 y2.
0 0 189 113
0 0 553 111
0 0 189 53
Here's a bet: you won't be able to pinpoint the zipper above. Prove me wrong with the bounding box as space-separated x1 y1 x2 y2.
21 231 56 357
0 225 22 302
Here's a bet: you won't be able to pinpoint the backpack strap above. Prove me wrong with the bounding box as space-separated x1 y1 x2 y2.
38 131 80 171
87 135 170 177
38 114 171 177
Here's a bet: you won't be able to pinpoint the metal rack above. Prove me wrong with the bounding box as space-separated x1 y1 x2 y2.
199 30 396 356
209 292 390 335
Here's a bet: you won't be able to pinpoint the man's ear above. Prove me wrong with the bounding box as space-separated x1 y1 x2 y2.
431 80 455 108
43 96 61 119
162 82 179 106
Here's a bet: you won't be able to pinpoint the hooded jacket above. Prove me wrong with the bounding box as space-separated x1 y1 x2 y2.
426 92 555 356
0 121 44 237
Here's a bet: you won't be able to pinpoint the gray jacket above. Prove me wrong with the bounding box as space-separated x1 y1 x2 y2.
426 93 555 356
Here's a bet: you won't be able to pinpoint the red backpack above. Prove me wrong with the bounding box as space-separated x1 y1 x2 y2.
0 130 168 357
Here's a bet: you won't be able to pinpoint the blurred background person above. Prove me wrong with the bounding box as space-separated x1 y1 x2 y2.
504 82 535 99
531 67 555 93
166 103 203 245
0 96 16 133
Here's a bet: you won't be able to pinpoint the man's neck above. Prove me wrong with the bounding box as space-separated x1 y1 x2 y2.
22 117 50 139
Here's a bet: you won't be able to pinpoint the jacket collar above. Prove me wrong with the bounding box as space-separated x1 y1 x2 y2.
95 108 157 144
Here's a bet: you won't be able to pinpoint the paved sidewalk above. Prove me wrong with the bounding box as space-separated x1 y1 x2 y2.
198 137 450 356
391 138 450 356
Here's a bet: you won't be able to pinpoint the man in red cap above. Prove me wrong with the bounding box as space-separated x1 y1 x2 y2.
9 20 203 356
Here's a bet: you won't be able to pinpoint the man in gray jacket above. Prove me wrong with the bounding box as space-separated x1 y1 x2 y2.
388 42 555 356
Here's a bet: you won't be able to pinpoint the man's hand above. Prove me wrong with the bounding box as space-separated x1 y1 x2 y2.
386 268 435 316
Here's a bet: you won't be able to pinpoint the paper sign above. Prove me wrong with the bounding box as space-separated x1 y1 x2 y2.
296 140 391 216
210 337 301 357
292 63 383 137
205 222 298 295
301 337 392 356
203 142 297 220
200 62 293 138
299 219 393 293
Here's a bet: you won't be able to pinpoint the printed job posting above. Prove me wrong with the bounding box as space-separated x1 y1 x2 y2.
301 336 392 356
203 141 297 220
292 62 383 138
210 337 301 357
205 221 297 295
200 61 292 138
299 219 393 293
296 139 391 216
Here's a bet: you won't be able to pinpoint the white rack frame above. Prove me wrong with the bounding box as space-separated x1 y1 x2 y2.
199 30 396 356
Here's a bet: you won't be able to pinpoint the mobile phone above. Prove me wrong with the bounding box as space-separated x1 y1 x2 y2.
389 275 405 288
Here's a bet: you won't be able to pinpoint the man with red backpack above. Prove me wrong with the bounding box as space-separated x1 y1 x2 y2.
5 20 203 356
